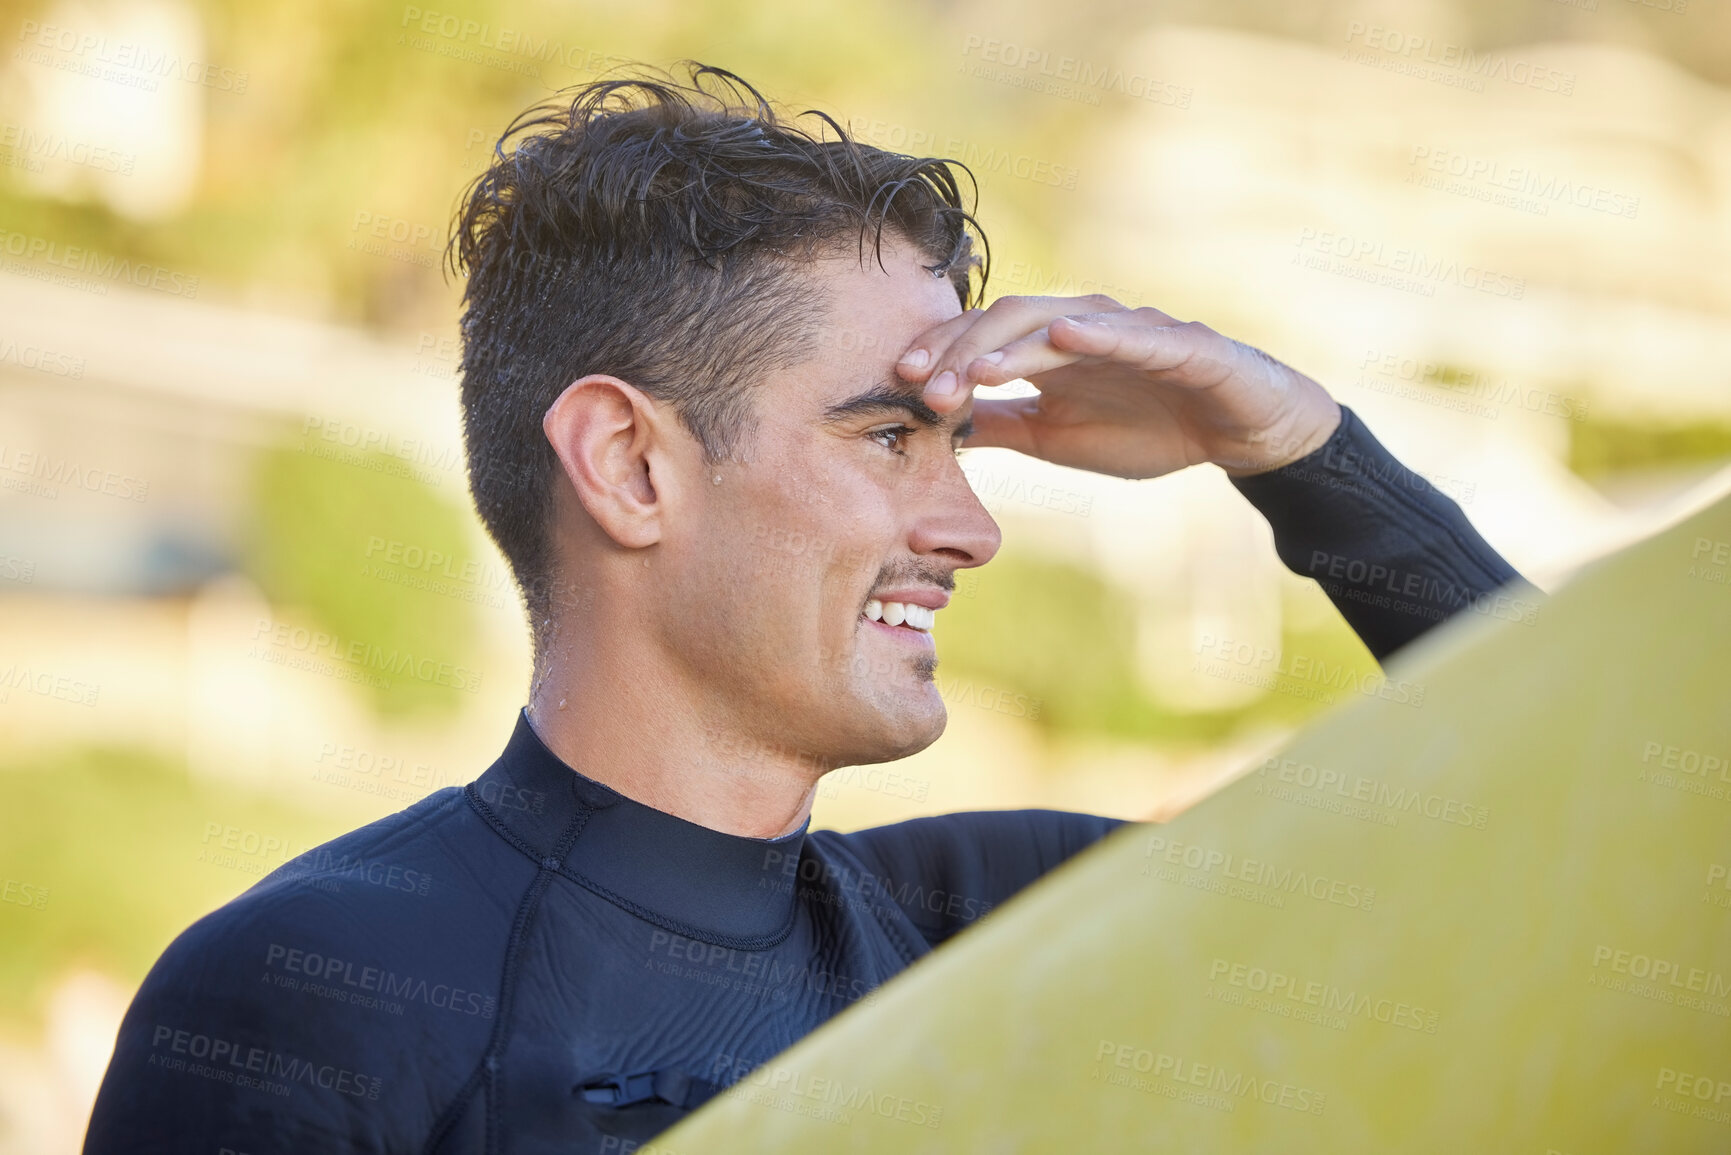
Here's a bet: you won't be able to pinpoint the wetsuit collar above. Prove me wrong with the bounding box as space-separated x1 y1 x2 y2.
467 709 807 945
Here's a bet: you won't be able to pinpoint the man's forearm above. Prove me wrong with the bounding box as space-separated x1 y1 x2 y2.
1230 405 1533 663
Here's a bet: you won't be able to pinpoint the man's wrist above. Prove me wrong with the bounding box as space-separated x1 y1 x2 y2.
1218 397 1343 478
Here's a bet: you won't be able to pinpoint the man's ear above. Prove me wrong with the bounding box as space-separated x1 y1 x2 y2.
542 375 670 550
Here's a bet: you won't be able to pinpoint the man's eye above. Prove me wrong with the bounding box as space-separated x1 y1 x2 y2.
867 425 912 454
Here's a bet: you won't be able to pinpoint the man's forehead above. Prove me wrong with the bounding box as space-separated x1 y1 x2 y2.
812 237 964 345
790 239 969 427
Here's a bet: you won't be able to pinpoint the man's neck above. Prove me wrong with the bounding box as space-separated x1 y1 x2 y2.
524 648 820 840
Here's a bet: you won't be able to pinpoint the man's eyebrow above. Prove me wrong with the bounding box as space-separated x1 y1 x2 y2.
821 380 974 439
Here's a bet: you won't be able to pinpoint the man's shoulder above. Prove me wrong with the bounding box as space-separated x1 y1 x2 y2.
810 808 1130 897
817 807 1130 862
85 785 528 1149
148 783 532 1019
805 809 1135 948
253 782 473 901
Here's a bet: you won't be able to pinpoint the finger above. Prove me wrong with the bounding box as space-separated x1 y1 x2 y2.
959 396 1042 456
911 294 1133 406
1040 312 1239 388
894 308 984 383
934 295 1128 389
958 308 1210 390
958 323 1088 390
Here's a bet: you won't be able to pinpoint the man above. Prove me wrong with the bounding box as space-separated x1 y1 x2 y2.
84 64 1527 1152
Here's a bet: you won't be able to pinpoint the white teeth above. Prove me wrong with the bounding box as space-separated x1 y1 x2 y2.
862 600 937 632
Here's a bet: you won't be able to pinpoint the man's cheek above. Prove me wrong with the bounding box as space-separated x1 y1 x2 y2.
822 559 871 638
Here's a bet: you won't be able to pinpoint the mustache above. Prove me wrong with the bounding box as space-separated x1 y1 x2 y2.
868 559 955 595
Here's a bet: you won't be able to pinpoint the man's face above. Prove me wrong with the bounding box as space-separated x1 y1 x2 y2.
657 236 1001 769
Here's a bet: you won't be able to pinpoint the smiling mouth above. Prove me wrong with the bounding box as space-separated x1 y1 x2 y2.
861 598 935 633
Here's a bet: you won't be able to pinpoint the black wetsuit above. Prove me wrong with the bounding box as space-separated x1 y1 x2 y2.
83 406 1527 1154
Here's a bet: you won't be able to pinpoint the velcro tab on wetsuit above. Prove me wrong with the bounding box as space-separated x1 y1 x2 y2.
575 1069 723 1110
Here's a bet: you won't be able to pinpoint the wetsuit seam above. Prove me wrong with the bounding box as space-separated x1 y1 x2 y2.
420 792 592 1155
864 895 924 965
827 837 928 965
1303 482 1504 594
1357 473 1518 588
461 785 551 867
1311 480 1520 637
486 803 592 1155
462 782 799 950
551 863 799 952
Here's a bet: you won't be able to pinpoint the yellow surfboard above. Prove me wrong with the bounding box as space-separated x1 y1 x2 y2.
665 484 1731 1154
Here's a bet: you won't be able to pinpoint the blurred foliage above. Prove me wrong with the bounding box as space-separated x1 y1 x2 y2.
1 0 1728 339
240 433 485 716
1054 0 1731 92
1568 414 1731 479
0 0 1068 331
0 745 354 1034
938 546 1381 748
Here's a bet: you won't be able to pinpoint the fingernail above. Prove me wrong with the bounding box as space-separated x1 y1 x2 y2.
900 348 930 369
928 370 959 397
976 351 1004 366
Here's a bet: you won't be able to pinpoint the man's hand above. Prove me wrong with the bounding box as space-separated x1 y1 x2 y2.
895 295 1341 479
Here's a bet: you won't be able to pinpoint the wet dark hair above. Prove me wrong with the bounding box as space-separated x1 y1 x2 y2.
447 61 990 650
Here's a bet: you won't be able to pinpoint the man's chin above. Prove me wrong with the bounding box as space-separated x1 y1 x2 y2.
816 638 948 756
860 688 947 763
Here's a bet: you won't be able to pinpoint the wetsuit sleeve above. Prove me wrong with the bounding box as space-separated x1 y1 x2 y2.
842 810 1128 949
1229 404 1535 662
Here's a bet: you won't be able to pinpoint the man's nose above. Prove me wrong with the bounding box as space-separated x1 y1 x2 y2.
906 454 1001 570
